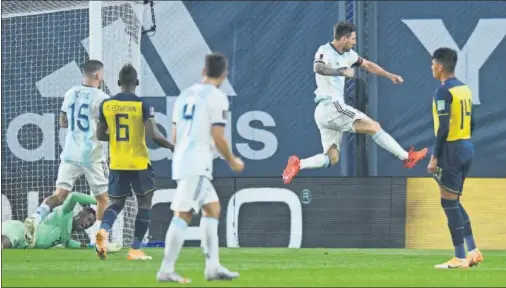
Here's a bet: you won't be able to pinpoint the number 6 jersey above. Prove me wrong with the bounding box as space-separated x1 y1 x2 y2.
60 85 109 166
171 83 229 181
99 92 154 170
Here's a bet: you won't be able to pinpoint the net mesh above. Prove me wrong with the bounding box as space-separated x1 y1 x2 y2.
1 0 146 247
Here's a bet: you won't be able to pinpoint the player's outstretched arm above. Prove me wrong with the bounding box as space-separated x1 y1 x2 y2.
313 62 352 77
145 118 174 150
61 192 97 215
359 58 403 84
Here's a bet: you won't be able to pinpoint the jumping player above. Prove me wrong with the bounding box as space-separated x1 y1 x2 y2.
282 22 427 183
95 64 173 260
25 60 110 246
3 192 96 249
157 53 244 283
428 47 483 269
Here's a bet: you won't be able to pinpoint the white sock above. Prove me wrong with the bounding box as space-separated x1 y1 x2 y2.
372 129 409 160
160 217 187 273
300 154 330 170
34 203 51 225
201 217 220 270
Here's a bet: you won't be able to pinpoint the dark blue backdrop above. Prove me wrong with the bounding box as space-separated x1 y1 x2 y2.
2 1 505 181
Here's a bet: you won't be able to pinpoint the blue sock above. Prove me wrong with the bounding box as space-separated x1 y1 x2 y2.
459 202 476 251
132 208 151 249
100 203 123 232
35 203 51 223
441 198 466 259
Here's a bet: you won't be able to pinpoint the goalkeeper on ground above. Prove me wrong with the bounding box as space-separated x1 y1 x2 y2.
2 192 113 250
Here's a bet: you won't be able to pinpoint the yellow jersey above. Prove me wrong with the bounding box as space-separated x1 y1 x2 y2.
99 92 154 170
432 78 472 142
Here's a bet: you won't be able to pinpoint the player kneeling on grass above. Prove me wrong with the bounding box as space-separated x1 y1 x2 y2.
24 60 110 246
156 53 244 284
3 192 106 250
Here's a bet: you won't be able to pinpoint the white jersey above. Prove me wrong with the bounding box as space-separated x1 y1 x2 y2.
313 43 360 103
171 83 229 181
60 85 109 166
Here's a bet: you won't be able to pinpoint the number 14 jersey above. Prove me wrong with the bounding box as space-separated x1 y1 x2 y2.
61 85 109 166
171 83 229 181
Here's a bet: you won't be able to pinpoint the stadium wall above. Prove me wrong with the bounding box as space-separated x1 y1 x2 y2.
405 178 506 250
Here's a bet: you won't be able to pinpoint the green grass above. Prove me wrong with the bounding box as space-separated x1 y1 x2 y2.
2 248 506 287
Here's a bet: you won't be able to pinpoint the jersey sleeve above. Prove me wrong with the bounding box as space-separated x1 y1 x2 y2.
314 46 330 65
432 87 453 158
98 99 106 123
61 192 97 215
60 88 74 113
349 49 363 67
141 98 155 121
93 91 109 120
210 93 230 126
435 87 452 115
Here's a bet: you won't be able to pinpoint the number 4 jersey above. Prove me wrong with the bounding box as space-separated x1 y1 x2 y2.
99 92 154 170
171 83 229 181
61 85 109 166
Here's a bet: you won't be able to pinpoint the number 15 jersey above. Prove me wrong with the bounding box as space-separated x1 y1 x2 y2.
61 85 109 166
99 92 154 170
171 83 229 181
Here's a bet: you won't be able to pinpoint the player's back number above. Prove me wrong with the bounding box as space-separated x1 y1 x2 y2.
115 114 129 141
68 97 90 132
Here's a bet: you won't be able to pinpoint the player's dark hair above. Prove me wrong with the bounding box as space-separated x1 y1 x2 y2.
82 207 96 218
118 63 139 87
432 47 458 73
82 60 104 78
334 21 356 40
205 53 228 78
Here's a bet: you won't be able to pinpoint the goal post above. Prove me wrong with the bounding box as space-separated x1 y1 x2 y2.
1 0 148 247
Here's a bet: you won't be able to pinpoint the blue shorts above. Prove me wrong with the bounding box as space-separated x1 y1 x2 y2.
108 165 156 198
433 140 473 195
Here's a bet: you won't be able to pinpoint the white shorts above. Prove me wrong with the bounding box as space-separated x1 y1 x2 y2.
314 100 366 153
170 176 219 213
55 161 108 196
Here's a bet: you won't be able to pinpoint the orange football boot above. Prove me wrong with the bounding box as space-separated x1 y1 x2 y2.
403 147 428 168
282 156 300 184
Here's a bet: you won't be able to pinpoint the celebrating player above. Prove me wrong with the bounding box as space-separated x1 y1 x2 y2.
3 192 96 249
282 22 427 183
25 60 110 246
95 64 173 260
428 48 483 269
156 53 243 283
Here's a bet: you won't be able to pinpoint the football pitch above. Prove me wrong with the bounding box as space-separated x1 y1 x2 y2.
2 248 506 287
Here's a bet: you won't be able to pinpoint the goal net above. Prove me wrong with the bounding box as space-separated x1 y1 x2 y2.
1 0 147 247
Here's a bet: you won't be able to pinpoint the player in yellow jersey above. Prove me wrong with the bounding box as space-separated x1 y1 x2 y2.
428 48 483 269
95 64 173 260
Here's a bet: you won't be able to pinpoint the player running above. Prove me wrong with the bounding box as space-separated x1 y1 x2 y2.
25 60 110 246
428 48 483 269
282 22 427 183
95 64 173 261
3 192 96 249
156 53 244 283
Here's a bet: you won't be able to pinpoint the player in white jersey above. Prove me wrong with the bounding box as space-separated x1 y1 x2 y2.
25 60 110 247
157 53 244 284
283 22 428 183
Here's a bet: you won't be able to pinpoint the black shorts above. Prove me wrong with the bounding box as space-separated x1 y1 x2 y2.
433 141 473 195
108 165 156 198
